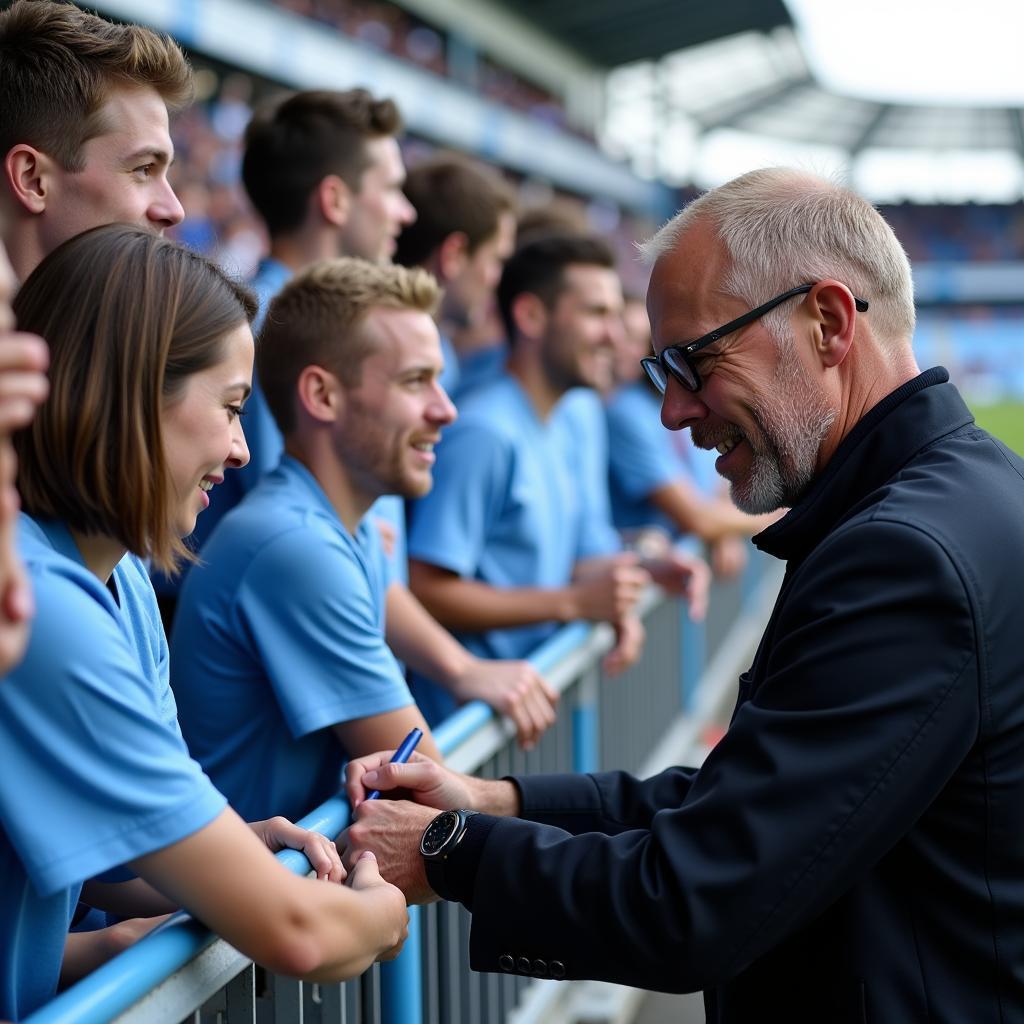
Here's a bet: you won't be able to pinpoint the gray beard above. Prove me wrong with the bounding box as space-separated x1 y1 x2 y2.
730 342 836 515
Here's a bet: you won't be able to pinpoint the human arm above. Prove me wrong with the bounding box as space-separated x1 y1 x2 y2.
131 807 407 981
649 480 778 544
385 581 557 749
60 916 171 988
80 817 345 918
638 547 711 621
0 327 48 672
348 520 981 991
408 555 650 633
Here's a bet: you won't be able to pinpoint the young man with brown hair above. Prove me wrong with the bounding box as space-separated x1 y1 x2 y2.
178 89 556 747
394 154 516 397
0 0 190 281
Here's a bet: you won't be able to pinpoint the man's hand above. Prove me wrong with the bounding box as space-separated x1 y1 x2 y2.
642 549 711 621
346 751 477 811
603 613 646 675
0 442 32 675
710 535 747 579
345 850 410 960
0 329 49 435
345 751 521 817
340 801 438 905
570 553 650 623
450 657 558 750
248 816 345 882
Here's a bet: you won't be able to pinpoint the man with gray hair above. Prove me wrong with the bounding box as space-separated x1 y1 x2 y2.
338 167 1024 1022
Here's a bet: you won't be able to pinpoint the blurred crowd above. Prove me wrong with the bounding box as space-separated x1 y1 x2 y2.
273 0 569 128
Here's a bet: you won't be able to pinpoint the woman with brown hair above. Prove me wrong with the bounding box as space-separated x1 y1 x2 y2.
0 224 406 1021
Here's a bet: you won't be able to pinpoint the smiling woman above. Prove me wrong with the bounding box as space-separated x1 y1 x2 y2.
0 225 408 1020
12 224 256 577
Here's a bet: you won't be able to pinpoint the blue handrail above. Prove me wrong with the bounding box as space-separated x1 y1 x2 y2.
25 617 602 1024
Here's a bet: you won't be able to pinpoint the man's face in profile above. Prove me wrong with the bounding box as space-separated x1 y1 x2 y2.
37 85 185 256
648 220 835 514
340 137 417 263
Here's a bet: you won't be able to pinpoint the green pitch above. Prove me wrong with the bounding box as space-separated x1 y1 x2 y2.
971 402 1024 456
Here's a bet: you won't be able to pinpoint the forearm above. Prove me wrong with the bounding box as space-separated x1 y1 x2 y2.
60 930 123 988
384 582 473 686
131 808 405 983
81 877 178 918
60 916 170 988
408 561 576 632
469 776 522 817
649 483 746 543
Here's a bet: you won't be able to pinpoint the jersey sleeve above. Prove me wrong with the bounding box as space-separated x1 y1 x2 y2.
0 562 226 898
234 523 412 738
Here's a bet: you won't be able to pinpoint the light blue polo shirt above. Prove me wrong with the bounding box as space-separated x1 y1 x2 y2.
606 381 722 536
170 455 414 823
553 388 621 560
408 374 588 721
452 342 505 402
0 516 226 1020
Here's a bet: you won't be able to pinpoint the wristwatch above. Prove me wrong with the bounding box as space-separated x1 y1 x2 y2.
420 808 479 897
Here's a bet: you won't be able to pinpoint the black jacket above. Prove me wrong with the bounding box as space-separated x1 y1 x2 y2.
443 369 1024 1022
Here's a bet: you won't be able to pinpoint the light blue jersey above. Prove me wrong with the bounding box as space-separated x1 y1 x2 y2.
171 456 413 823
452 342 505 402
0 517 225 1020
408 374 593 722
553 388 621 560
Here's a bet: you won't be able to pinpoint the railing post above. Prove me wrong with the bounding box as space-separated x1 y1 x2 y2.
379 905 423 1024
680 610 706 714
572 668 600 773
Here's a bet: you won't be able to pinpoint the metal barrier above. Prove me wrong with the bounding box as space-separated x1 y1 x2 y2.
27 548 782 1024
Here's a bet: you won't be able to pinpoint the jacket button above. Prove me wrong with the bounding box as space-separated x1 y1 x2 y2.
550 960 566 980
516 956 532 974
532 959 548 977
498 955 514 972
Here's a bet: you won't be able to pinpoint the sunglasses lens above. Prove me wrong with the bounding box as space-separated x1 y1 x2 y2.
663 349 698 391
640 358 667 394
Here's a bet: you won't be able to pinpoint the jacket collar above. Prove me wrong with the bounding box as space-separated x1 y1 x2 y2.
754 367 973 562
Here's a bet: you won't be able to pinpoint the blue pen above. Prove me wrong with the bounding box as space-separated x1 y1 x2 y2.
365 727 423 800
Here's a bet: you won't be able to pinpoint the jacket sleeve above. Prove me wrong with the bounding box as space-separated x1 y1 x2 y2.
511 766 699 836
454 519 980 992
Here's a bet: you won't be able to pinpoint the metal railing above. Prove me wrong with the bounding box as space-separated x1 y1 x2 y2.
27 548 782 1024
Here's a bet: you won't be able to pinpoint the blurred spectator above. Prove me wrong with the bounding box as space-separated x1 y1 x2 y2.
394 153 516 397
407 234 707 725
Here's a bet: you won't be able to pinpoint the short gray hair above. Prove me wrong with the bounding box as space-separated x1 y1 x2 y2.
640 168 915 347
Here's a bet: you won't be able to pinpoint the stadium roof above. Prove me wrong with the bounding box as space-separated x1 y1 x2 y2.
498 0 792 69
502 0 1024 203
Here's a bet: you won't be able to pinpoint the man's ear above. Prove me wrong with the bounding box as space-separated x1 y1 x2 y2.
807 280 858 369
4 145 53 215
437 231 470 282
296 364 343 423
315 175 352 229
510 292 548 342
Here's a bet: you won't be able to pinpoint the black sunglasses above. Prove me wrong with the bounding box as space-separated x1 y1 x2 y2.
640 283 869 394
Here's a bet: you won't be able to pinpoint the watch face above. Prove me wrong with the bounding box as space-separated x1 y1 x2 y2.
421 810 460 857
